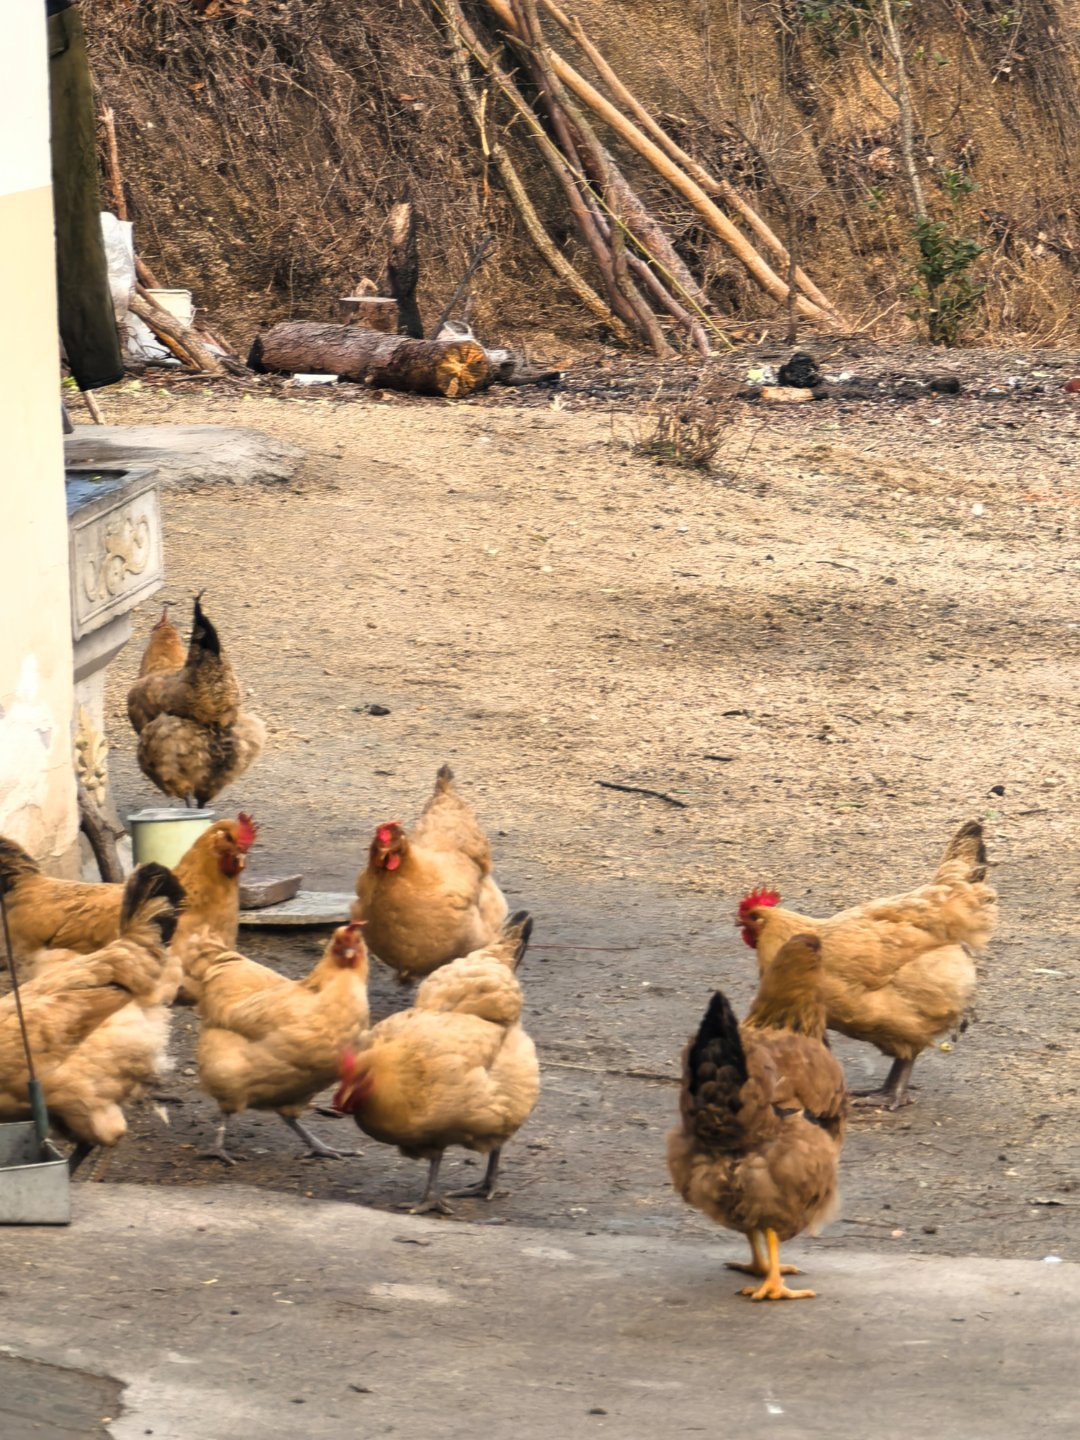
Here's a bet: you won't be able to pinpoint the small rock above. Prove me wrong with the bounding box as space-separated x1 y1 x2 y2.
367 703 391 717
778 351 822 388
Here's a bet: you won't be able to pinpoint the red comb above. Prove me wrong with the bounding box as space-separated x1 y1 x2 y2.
375 822 401 846
236 813 257 850
737 887 781 921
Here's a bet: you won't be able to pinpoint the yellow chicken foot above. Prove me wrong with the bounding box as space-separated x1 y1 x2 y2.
200 1117 239 1166
446 1149 502 1200
851 1057 916 1110
280 1114 360 1160
407 1155 454 1216
727 1228 801 1278
739 1230 816 1301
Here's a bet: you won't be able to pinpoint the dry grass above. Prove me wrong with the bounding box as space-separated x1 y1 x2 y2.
627 375 738 473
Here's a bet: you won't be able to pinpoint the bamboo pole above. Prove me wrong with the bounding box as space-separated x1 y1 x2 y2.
482 0 840 323
100 106 127 220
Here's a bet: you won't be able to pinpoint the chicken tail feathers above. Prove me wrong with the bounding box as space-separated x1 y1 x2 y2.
504 910 533 970
937 819 988 884
434 763 454 792
120 863 186 946
684 990 749 1153
0 836 41 893
190 593 223 659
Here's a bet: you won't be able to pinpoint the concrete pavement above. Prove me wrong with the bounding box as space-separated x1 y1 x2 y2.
0 1184 1075 1439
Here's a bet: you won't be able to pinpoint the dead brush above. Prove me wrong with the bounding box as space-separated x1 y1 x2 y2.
628 377 738 472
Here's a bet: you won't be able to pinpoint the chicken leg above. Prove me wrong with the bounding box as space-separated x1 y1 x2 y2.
445 1148 502 1201
739 1228 816 1302
280 1114 360 1160
68 1141 95 1176
200 1116 238 1166
851 1057 916 1110
407 1154 453 1216
726 1227 801 1279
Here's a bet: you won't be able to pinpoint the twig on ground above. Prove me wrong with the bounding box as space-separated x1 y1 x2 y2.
596 780 687 808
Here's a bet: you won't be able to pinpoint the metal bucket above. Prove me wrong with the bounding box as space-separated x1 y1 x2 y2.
128 808 216 868
0 1123 71 1226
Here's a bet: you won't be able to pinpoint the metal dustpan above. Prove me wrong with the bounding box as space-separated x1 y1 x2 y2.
0 1122 70 1226
0 892 71 1224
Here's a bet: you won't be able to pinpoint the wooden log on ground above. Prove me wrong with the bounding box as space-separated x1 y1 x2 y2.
339 296 399 331
248 322 491 398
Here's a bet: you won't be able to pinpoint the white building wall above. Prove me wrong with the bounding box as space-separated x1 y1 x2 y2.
0 6 79 870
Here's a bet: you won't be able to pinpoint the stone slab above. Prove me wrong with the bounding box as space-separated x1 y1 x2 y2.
65 425 306 489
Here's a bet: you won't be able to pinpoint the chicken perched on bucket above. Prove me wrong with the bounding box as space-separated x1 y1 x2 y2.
127 594 266 808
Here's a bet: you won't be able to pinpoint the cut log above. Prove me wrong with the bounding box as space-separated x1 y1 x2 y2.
248 322 491 398
339 296 399 331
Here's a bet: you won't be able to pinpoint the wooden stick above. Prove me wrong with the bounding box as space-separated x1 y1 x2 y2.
135 254 164 290
596 780 687 808
483 0 840 323
82 390 105 425
444 1 630 340
129 293 224 373
539 0 723 195
429 231 496 338
100 106 127 220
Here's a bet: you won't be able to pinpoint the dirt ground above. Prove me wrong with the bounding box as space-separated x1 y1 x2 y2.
82 342 1079 1263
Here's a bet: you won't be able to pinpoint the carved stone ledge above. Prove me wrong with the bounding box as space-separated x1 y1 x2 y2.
66 467 163 642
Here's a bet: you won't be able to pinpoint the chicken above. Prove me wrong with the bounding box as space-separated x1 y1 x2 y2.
667 934 847 1302
333 912 538 1214
186 922 370 1164
127 594 266 807
352 763 508 981
0 863 184 1171
171 814 257 1003
0 815 256 974
737 819 997 1109
132 602 186 692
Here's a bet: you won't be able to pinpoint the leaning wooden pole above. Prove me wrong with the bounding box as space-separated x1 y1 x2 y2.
482 0 840 324
444 2 631 341
536 0 836 316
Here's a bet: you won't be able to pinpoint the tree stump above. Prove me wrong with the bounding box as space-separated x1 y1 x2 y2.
338 296 399 332
248 322 491 398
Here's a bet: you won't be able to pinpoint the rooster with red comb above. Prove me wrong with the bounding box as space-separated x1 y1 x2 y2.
736 820 997 1109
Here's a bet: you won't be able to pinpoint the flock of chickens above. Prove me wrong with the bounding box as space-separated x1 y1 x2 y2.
0 598 998 1302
